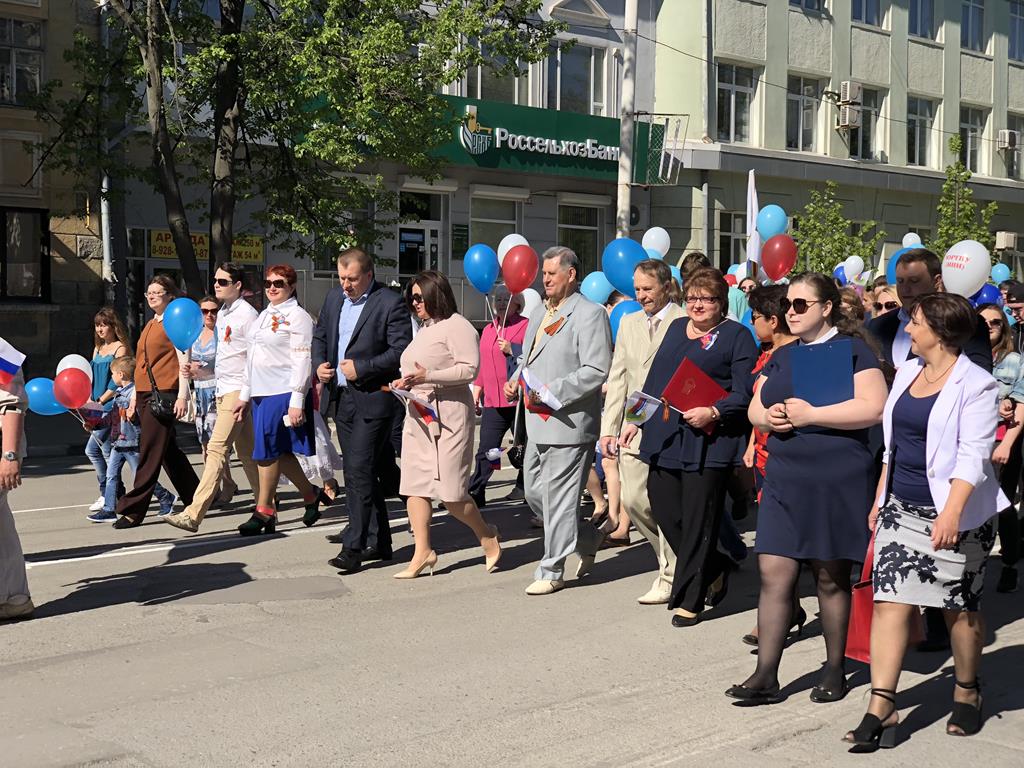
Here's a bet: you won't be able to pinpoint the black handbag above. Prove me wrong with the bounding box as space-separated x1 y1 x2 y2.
507 397 526 469
144 341 177 422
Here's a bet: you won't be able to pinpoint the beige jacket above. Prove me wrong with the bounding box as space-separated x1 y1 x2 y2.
0 369 27 460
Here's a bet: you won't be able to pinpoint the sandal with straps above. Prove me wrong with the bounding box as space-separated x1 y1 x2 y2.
843 688 899 752
947 679 984 737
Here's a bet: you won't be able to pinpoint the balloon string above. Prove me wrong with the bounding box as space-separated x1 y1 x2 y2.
69 409 86 426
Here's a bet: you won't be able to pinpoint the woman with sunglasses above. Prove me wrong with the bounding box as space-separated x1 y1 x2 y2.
232 265 324 535
185 296 234 502
978 303 1024 593
626 267 757 627
728 272 887 705
872 287 901 318
391 270 500 578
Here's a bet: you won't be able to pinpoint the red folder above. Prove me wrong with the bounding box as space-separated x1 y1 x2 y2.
661 357 728 434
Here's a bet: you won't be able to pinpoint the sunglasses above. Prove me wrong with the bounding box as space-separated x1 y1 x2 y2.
873 301 899 312
986 318 1004 329
264 279 288 290
781 298 820 314
201 308 219 315
410 293 425 304
213 278 236 287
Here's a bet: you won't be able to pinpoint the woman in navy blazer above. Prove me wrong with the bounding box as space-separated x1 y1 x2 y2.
844 294 1005 751
622 268 756 627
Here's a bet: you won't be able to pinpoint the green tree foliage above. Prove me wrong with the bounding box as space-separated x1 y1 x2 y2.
929 134 998 260
32 0 563 295
791 181 886 275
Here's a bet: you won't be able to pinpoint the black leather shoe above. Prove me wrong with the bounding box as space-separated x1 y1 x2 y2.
671 611 701 628
725 683 783 705
810 677 850 703
328 551 362 574
362 546 393 562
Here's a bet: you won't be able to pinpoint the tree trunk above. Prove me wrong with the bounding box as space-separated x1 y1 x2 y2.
209 0 245 272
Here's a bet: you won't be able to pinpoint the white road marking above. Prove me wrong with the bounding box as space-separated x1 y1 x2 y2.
13 503 93 514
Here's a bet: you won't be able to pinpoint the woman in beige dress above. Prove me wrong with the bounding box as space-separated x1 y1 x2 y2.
391 270 502 579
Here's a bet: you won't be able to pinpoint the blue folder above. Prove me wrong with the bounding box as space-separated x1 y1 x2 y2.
791 337 854 407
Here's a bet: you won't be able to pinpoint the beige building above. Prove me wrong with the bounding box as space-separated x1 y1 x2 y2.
0 0 103 374
651 0 1024 271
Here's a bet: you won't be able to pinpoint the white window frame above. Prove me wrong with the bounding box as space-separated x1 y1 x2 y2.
1011 1 1024 62
716 63 756 144
1007 113 1024 180
557 203 603 275
0 17 43 107
959 106 987 174
786 76 820 153
852 0 883 27
850 89 882 161
908 0 936 40
907 96 936 168
470 197 519 253
960 0 986 53
718 211 748 267
546 42 608 116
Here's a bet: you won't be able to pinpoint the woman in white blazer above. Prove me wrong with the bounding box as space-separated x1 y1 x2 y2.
844 294 1005 752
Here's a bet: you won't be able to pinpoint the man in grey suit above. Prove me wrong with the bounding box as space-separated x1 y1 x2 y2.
505 247 612 595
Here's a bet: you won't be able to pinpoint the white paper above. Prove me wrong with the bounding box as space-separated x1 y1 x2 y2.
521 367 562 410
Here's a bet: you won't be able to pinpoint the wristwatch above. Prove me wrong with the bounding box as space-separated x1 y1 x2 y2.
1 451 17 462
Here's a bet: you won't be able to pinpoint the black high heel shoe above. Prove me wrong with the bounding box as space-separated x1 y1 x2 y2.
947 679 984 736
843 688 898 752
238 512 276 536
741 605 807 647
302 488 324 527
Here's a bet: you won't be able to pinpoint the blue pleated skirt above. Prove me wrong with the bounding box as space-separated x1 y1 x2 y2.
251 392 315 461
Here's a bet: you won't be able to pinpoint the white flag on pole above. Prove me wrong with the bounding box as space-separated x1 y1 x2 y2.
745 169 761 264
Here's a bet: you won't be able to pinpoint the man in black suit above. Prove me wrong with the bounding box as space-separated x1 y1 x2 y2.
312 248 412 574
866 247 991 652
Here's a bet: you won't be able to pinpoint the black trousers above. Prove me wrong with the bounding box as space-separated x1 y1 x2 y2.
115 390 198 519
333 388 394 554
468 406 523 497
997 435 1022 567
648 464 730 613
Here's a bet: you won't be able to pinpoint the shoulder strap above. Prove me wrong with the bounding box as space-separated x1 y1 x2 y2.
142 328 161 392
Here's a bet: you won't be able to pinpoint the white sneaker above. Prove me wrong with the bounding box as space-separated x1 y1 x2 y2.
89 496 105 511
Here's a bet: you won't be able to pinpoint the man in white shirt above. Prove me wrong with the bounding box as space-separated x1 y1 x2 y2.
165 263 260 532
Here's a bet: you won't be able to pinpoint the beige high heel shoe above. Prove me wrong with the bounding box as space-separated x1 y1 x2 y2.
484 525 502 573
393 550 438 579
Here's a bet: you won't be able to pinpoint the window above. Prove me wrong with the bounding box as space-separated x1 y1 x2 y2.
1006 114 1024 180
909 0 936 39
789 0 822 10
546 43 606 116
852 0 881 26
470 198 517 253
1012 2 1024 62
959 107 986 173
786 76 820 152
716 64 755 144
718 212 747 269
961 0 985 52
0 18 43 106
907 96 935 167
1 208 48 301
464 41 529 105
850 89 881 160
557 205 601 274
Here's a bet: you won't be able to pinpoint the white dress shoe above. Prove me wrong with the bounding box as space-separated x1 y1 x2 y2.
575 554 596 578
525 579 565 596
637 586 671 605
89 496 106 511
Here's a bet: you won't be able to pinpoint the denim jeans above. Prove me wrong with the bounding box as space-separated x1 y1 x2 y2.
104 449 173 513
85 428 112 495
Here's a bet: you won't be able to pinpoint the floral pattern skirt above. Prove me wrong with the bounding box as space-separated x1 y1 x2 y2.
873 495 996 612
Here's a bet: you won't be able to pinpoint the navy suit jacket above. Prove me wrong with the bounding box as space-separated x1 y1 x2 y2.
312 281 413 419
866 309 992 373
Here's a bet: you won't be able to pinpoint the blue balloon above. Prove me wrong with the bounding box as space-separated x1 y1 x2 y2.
26 377 68 416
740 308 759 342
727 263 741 276
886 246 912 285
608 300 643 343
756 204 788 241
581 271 615 304
601 238 647 298
644 247 664 262
464 243 500 294
164 297 204 351
992 263 1012 284
833 264 848 286
670 265 682 286
970 283 1001 308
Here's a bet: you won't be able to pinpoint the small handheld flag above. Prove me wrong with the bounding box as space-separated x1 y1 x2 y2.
0 338 26 386
623 391 661 426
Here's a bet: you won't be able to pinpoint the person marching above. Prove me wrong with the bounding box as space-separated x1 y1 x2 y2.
0 340 32 621
164 264 261 533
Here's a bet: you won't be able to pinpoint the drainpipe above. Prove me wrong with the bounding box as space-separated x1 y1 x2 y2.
99 1 114 299
615 0 639 238
701 0 713 256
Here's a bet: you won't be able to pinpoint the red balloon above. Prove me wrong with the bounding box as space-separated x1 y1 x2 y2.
724 274 737 286
761 234 799 281
502 244 539 295
54 368 92 409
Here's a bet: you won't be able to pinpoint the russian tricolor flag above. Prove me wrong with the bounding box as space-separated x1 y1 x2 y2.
519 371 556 421
412 400 438 424
0 338 25 386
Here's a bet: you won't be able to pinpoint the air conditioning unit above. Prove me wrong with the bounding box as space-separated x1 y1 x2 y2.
629 203 649 230
995 231 1018 251
840 80 863 104
997 129 1019 151
837 105 862 130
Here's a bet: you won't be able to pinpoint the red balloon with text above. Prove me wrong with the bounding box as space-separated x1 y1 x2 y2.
761 234 799 282
502 244 539 295
53 368 92 409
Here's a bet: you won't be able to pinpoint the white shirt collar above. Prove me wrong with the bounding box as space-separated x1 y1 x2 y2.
649 302 673 323
269 296 298 314
805 326 840 346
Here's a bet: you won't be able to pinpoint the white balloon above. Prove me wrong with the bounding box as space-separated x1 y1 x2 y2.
843 255 865 280
56 353 93 383
641 226 671 257
497 234 529 266
733 261 749 281
902 232 922 248
942 239 991 298
519 287 542 319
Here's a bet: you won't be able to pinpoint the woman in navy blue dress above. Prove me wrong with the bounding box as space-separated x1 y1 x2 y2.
726 272 888 705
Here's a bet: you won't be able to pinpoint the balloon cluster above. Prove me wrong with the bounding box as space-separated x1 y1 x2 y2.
581 227 672 304
27 354 95 417
756 205 798 282
832 256 866 287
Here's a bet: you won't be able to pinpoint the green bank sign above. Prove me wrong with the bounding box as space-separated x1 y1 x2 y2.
439 96 646 181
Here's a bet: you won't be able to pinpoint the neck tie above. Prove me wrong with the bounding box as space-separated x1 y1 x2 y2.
648 315 660 340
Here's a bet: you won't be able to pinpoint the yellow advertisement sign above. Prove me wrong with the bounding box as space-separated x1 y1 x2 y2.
150 230 263 264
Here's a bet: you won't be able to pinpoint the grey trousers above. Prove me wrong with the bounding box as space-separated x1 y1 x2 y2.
0 490 30 602
525 442 603 581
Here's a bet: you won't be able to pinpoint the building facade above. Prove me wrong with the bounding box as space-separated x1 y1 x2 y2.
653 0 1024 271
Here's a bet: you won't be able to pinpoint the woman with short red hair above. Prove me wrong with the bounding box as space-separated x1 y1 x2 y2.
233 265 324 535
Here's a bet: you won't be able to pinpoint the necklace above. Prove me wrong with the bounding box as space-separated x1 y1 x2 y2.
922 358 957 384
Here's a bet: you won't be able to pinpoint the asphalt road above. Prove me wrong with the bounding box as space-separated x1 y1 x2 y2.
3 452 1023 767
